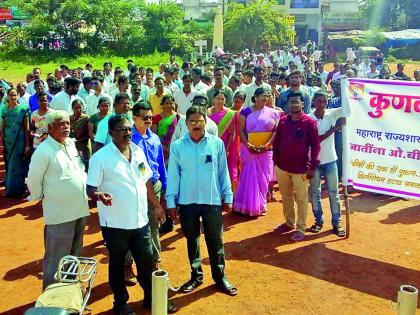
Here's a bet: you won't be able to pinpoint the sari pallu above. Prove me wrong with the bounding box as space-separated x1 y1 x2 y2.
155 113 179 163
234 106 279 216
1 104 29 196
208 108 239 191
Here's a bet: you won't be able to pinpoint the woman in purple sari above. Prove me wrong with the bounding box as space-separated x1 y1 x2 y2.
234 87 280 216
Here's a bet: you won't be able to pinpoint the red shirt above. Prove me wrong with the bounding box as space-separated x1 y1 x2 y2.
273 113 320 174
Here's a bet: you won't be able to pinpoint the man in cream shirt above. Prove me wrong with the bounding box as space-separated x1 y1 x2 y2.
27 110 89 290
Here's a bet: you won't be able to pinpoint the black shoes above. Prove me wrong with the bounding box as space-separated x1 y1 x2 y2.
179 278 204 293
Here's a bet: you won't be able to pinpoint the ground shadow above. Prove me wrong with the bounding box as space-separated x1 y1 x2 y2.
3 258 43 282
225 233 420 302
346 191 403 214
0 302 35 315
380 205 420 225
0 202 42 220
84 211 101 236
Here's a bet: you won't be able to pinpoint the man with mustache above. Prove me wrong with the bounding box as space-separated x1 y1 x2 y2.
272 91 320 242
87 114 177 314
27 110 89 290
166 105 238 297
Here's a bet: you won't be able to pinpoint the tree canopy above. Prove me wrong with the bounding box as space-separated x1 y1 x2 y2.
360 0 420 30
224 0 294 51
5 0 213 57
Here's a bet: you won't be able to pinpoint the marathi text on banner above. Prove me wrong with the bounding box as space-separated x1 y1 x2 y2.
342 79 420 200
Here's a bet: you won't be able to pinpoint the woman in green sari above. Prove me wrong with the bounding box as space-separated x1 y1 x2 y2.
207 90 239 190
152 95 180 164
1 88 31 197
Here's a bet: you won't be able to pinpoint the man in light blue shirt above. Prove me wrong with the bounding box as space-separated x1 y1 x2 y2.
166 105 238 297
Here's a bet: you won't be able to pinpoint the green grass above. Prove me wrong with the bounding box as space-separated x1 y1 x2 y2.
0 52 172 85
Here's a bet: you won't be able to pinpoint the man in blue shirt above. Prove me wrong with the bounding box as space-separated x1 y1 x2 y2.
166 105 238 297
29 79 52 113
276 70 311 113
131 101 167 265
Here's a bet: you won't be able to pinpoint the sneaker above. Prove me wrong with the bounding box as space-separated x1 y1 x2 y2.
309 223 323 233
290 231 306 242
125 264 137 286
333 225 346 237
273 223 294 234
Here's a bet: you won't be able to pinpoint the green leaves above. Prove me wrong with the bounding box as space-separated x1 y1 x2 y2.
224 0 293 51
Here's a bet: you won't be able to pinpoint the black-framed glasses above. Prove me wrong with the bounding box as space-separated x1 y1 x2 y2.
114 127 132 133
139 115 153 121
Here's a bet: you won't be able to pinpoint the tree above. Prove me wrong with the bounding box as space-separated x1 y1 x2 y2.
141 1 185 53
359 0 420 30
224 0 293 52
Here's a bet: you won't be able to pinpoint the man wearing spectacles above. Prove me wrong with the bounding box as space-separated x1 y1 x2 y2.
171 94 218 143
166 105 238 297
127 101 167 283
87 114 177 314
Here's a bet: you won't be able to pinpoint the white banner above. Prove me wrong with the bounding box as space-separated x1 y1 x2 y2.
342 78 420 200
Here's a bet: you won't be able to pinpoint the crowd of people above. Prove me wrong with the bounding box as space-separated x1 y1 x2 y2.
0 46 418 314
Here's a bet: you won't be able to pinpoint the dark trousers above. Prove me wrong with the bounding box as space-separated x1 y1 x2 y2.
178 204 227 285
101 224 154 308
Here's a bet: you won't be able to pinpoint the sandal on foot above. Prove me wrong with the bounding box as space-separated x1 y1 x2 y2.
309 223 323 233
333 225 346 237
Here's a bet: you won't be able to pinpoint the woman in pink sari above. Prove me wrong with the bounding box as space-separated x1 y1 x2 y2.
208 90 239 190
234 87 279 216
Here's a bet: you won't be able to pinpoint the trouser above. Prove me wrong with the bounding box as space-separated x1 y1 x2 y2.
125 180 161 265
178 204 227 285
102 224 154 308
309 161 341 226
275 167 309 233
43 216 87 290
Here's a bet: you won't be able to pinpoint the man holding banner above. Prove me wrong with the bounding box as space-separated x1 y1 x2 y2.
342 78 420 201
308 91 347 237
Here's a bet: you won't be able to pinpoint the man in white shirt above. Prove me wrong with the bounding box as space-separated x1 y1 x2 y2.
174 74 197 115
50 77 85 114
366 62 380 79
16 81 31 105
26 67 48 95
312 49 322 68
85 75 113 117
359 57 371 78
244 66 271 107
86 114 177 315
164 68 180 95
110 76 132 100
308 91 346 237
191 68 209 93
103 62 114 88
331 64 348 82
171 94 217 143
27 110 89 290
316 63 329 84
346 47 356 64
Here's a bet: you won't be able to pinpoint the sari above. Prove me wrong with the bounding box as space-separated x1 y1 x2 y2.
234 106 280 216
153 113 179 163
1 103 30 196
208 108 239 190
